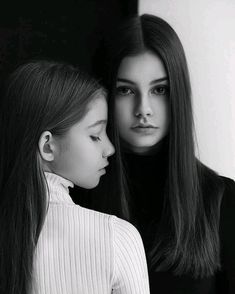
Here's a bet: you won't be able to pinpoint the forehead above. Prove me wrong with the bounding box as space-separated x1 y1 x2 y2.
117 51 167 82
79 96 107 127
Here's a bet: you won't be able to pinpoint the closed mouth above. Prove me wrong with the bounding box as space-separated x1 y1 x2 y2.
99 164 109 170
132 124 158 129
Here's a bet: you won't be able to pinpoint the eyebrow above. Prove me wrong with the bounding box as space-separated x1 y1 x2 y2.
87 119 107 129
117 77 168 85
116 78 136 85
150 77 168 85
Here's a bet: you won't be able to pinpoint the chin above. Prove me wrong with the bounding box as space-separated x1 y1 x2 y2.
132 137 162 148
80 179 100 189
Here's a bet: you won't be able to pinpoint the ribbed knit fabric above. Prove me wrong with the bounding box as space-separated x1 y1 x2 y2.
32 172 150 294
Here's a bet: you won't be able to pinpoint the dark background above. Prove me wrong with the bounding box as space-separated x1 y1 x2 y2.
0 0 137 86
0 0 137 207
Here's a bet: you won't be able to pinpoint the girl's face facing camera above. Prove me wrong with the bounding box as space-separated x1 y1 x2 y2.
115 51 170 154
51 96 115 189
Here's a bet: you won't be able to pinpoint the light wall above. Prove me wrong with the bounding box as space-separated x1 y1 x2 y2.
139 0 235 180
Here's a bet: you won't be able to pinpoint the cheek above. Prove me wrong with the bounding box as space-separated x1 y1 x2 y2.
70 139 95 164
64 140 98 177
153 98 170 125
115 100 133 127
60 137 90 167
162 100 170 127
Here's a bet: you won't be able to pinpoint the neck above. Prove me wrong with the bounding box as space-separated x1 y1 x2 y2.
121 136 169 156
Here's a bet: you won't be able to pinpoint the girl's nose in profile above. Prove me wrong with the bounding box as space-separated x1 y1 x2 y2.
103 140 115 158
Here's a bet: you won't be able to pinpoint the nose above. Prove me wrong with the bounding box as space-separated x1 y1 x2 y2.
102 137 115 158
135 93 153 118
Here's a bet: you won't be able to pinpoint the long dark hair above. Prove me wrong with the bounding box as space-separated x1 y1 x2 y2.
93 14 224 278
0 60 105 294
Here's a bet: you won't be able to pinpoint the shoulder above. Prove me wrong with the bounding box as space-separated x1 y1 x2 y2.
197 169 235 273
218 176 235 232
70 205 117 237
47 203 116 243
197 162 235 222
76 209 145 256
76 204 114 222
217 176 235 240
111 217 150 292
73 208 146 266
71 206 143 246
112 216 143 244
219 176 235 221
197 163 225 215
218 176 235 278
197 161 235 194
198 162 224 192
112 216 147 267
220 176 235 202
75 205 142 240
197 162 235 205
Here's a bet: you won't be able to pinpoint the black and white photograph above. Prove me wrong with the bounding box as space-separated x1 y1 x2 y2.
0 1 234 293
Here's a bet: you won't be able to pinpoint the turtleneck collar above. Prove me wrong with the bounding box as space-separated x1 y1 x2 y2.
121 137 168 228
122 135 169 157
122 136 169 170
44 172 74 204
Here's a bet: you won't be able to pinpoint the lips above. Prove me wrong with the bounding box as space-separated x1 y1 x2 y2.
131 123 159 135
99 163 109 171
132 123 158 129
99 168 106 175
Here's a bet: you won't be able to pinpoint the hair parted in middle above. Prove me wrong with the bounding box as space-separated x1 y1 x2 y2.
92 14 224 279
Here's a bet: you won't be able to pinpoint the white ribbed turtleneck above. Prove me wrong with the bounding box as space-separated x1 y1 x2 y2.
32 172 150 294
45 172 74 204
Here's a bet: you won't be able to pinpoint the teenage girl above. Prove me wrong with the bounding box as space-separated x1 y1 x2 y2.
91 14 235 293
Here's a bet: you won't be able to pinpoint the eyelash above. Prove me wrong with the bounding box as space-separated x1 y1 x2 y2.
116 85 169 96
116 86 134 96
151 85 169 95
90 135 101 142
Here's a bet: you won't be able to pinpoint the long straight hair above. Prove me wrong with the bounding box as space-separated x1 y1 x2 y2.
0 60 105 294
93 14 224 278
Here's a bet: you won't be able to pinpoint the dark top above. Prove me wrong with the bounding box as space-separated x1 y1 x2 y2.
123 145 235 294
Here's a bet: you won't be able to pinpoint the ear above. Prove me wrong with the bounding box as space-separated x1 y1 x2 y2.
38 131 56 162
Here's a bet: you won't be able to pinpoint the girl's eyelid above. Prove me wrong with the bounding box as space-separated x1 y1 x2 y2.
151 84 169 94
90 126 107 139
90 135 101 142
116 85 136 95
90 123 105 133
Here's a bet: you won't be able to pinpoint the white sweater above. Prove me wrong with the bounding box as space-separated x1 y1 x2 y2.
32 172 150 294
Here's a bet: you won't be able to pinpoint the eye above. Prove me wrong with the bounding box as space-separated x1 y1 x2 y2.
151 85 169 95
115 86 134 96
90 135 101 142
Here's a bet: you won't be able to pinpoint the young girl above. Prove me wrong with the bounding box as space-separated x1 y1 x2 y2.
0 61 150 294
90 14 235 293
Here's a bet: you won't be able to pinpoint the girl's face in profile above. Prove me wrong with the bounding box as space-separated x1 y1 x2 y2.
115 51 170 154
52 96 115 188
